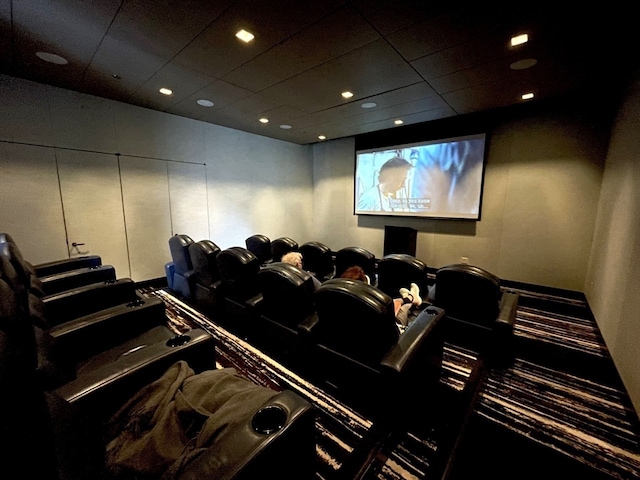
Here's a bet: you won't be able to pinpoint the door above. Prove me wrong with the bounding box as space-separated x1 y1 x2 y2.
56 150 131 277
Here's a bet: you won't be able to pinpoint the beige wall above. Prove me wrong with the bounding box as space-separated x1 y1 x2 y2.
586 72 640 414
0 75 314 280
312 108 606 291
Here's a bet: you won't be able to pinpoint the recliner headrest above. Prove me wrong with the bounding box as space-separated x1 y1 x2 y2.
168 234 194 274
299 242 334 279
334 246 376 280
245 234 272 264
258 263 316 327
189 240 221 286
271 237 298 263
376 253 429 299
313 278 399 366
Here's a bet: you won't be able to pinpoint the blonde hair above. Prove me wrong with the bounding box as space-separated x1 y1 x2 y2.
281 251 303 269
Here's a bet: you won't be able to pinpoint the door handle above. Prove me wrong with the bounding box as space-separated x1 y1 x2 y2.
71 242 85 247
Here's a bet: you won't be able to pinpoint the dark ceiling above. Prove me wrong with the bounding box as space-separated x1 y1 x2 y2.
0 1 634 145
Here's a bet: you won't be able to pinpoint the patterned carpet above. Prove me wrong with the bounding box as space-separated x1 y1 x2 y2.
140 285 640 480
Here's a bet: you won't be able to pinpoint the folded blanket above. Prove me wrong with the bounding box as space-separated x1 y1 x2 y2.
105 361 278 479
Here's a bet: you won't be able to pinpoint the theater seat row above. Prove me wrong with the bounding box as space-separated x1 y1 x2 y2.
164 233 519 417
0 233 317 479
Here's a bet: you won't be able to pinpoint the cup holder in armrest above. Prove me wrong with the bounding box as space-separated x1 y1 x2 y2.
166 334 191 347
126 298 146 307
251 405 287 434
425 308 440 316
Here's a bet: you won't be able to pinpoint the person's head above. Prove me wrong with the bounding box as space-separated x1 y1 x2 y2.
378 156 411 196
340 265 369 284
281 251 303 269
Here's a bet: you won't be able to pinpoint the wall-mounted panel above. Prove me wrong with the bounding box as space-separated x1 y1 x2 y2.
119 156 172 281
0 142 67 263
167 161 209 242
56 150 130 277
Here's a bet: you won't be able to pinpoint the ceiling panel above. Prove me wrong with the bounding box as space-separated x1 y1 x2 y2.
1 1 635 145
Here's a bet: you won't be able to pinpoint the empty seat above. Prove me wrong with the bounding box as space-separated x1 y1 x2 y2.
271 237 298 263
299 241 334 281
188 239 222 310
376 253 430 300
306 278 446 418
245 234 273 265
431 263 519 364
334 246 377 283
167 234 196 298
215 246 262 337
254 262 317 365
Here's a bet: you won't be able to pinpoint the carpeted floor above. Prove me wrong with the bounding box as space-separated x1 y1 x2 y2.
140 285 640 480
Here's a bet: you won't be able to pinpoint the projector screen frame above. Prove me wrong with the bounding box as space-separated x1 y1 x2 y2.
353 132 488 221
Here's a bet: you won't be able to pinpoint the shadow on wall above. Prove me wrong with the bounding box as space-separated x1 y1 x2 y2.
356 214 478 236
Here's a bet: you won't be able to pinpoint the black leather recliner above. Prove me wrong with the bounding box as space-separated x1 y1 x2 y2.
0 277 317 480
271 237 298 263
245 234 273 265
376 253 430 300
188 239 222 311
0 232 114 295
305 278 446 419
299 241 334 281
254 262 317 367
334 246 377 283
431 263 520 365
167 234 196 299
215 246 262 337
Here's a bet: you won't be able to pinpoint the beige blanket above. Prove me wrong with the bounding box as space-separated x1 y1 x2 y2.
104 361 278 479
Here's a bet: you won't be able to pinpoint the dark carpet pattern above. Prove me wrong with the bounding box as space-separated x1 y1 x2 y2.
142 286 640 479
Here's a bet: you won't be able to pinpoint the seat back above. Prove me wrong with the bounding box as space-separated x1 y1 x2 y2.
216 247 261 300
334 246 376 281
271 237 298 263
245 234 272 264
433 264 501 327
189 240 221 288
313 278 399 367
299 241 334 281
168 234 194 275
258 262 316 330
376 253 429 299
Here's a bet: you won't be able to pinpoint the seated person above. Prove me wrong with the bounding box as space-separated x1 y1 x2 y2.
281 251 323 290
339 265 422 329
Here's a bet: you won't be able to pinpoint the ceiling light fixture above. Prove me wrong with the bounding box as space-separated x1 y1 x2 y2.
112 74 121 80
197 99 214 107
361 102 377 109
259 117 269 124
521 92 535 100
341 91 354 99
318 135 326 140
236 29 255 43
510 58 537 70
35 51 68 65
394 119 404 125
280 124 292 129
159 87 173 95
511 33 529 47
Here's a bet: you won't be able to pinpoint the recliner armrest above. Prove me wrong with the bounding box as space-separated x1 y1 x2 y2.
495 290 519 334
380 306 445 375
40 265 117 295
34 255 102 277
55 327 216 417
297 312 319 337
176 389 316 480
49 296 167 361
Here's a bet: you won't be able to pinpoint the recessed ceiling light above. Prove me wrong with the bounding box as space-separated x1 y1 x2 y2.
510 58 537 70
197 99 214 107
159 87 173 96
394 119 404 125
341 91 354 99
521 92 535 100
361 102 377 109
259 117 269 124
280 124 292 129
236 29 255 43
318 135 326 140
35 51 68 65
112 74 121 80
511 33 529 47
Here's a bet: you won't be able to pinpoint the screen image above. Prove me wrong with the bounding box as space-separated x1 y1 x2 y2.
354 133 487 219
